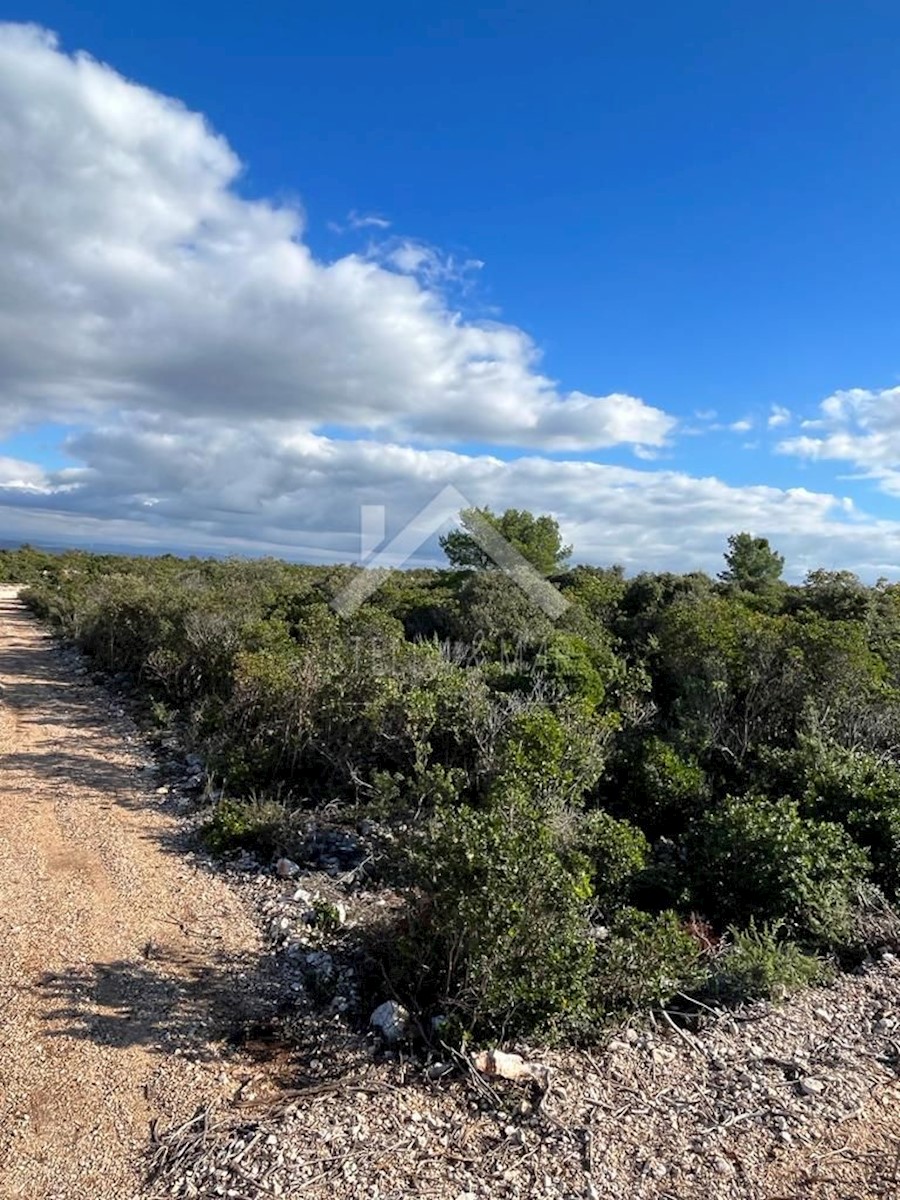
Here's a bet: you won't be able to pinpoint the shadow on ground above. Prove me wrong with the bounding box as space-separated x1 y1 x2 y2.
36 950 370 1086
0 603 209 861
36 948 276 1056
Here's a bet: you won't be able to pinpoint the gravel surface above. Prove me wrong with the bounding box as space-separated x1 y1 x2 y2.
5 585 900 1199
0 589 279 1199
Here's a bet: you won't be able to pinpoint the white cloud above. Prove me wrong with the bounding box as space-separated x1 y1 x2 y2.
375 239 485 290
730 418 753 433
0 23 673 454
778 387 900 494
0 456 50 491
768 404 791 429
0 417 897 579
347 210 391 230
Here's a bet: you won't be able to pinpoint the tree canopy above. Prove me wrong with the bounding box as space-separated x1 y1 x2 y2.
439 506 572 576
719 532 785 591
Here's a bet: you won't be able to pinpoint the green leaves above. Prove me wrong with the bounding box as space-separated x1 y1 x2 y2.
688 795 870 946
22 535 900 1043
719 532 785 593
577 810 649 910
396 788 597 1040
709 920 828 1002
440 506 571 576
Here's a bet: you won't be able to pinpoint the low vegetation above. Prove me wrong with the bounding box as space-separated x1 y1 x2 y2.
6 516 900 1044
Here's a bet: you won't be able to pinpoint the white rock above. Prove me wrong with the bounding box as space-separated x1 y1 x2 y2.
801 1080 830 1099
370 1000 410 1044
800 1076 826 1096
472 1049 550 1091
275 857 301 879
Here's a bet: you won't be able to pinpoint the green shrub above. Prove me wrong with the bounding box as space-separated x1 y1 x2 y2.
709 920 827 1002
606 735 709 837
578 810 649 910
451 570 554 659
220 628 491 799
595 908 707 1014
24 538 900 1043
392 786 596 1041
557 564 626 626
311 898 344 934
789 741 900 899
370 762 469 819
531 629 621 708
494 702 611 813
688 795 870 946
202 796 293 858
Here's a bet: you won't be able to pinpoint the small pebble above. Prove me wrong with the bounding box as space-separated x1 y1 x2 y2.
800 1076 826 1097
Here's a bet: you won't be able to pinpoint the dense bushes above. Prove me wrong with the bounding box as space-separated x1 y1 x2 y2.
688 795 869 945
594 909 706 1014
15 529 900 1044
578 810 648 909
396 788 597 1040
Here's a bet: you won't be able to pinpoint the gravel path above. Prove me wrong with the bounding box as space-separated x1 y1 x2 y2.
0 588 268 1199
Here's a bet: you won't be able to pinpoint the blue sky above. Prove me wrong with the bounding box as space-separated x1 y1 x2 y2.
1 5 900 575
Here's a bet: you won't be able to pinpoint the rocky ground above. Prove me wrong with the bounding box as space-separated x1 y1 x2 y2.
3 585 900 1199
142 958 900 1200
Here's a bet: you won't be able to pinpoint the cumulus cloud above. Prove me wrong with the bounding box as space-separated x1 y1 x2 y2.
768 404 791 429
0 23 673 453
0 415 897 579
778 387 900 494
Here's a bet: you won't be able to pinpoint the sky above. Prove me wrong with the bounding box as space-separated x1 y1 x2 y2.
1 4 900 578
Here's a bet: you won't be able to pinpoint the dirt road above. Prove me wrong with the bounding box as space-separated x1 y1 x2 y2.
0 588 266 1199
